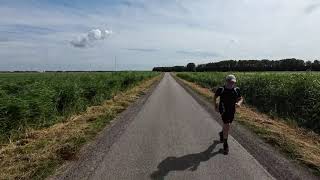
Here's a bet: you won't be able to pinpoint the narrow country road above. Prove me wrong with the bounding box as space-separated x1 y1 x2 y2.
62 73 275 180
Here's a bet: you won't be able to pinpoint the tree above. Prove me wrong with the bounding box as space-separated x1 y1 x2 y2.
313 60 320 71
186 63 196 72
306 61 312 70
152 58 320 72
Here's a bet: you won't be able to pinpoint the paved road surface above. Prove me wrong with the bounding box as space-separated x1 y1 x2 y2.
89 73 274 180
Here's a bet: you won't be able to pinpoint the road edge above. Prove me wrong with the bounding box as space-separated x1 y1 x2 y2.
172 73 318 180
49 74 163 180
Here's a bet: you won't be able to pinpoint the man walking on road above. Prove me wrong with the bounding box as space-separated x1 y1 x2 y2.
213 74 243 155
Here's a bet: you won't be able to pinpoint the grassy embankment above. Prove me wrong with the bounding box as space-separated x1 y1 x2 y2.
176 72 320 175
0 72 160 179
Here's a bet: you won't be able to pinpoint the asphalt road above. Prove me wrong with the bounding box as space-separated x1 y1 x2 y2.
86 73 275 180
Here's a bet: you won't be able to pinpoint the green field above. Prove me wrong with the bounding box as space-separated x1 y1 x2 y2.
177 72 320 133
0 72 158 141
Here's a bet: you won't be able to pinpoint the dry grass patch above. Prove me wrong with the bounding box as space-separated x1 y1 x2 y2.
0 75 161 180
176 75 320 175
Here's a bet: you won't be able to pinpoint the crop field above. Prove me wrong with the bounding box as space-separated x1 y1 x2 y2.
0 72 158 141
177 72 320 134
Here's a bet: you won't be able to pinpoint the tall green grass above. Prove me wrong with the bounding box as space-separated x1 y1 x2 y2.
177 72 320 133
0 72 158 141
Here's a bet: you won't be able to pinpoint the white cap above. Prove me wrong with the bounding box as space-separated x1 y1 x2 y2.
226 74 236 82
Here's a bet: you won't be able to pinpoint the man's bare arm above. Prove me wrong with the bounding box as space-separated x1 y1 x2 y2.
236 97 243 107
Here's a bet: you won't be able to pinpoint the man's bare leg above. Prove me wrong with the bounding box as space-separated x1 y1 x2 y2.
223 123 230 140
222 122 230 154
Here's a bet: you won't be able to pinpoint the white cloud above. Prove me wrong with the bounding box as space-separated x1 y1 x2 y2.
70 29 112 48
229 39 239 44
304 3 320 14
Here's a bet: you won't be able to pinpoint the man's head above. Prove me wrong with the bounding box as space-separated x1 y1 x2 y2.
225 74 236 88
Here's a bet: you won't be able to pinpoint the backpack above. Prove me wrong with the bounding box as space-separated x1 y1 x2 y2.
216 86 240 114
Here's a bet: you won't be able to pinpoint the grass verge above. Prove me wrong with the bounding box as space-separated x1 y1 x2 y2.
0 75 161 180
174 74 320 175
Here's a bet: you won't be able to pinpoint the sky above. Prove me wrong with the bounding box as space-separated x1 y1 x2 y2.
0 0 319 71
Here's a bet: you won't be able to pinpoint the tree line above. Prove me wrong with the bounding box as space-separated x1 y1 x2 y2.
153 58 320 72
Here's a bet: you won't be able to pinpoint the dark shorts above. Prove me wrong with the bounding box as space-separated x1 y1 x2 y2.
221 112 235 124
219 104 236 124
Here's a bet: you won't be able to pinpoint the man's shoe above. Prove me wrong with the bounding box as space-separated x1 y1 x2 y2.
223 141 229 155
219 131 223 142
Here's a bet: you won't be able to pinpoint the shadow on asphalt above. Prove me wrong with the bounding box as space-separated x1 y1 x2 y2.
150 140 223 180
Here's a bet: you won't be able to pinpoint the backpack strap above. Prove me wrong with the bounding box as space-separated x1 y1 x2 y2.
220 86 225 95
220 86 239 97
233 87 239 97
219 86 239 96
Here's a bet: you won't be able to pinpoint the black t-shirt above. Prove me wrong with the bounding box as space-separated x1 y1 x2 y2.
215 86 241 113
